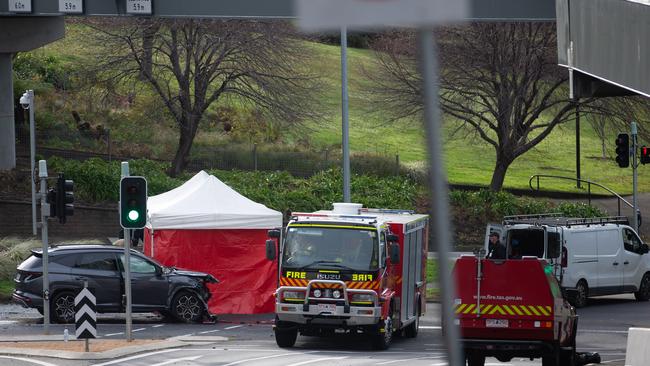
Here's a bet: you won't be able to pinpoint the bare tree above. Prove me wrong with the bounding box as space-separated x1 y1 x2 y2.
369 23 587 190
84 18 320 176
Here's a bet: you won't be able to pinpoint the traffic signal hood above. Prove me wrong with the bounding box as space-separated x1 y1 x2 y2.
120 176 147 229
615 133 630 168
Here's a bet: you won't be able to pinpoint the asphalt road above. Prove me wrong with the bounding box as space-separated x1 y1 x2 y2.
1 294 648 366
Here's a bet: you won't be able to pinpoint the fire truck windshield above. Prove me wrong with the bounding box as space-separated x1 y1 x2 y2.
283 226 379 271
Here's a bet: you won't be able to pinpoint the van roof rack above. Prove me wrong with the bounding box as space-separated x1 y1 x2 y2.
503 214 629 227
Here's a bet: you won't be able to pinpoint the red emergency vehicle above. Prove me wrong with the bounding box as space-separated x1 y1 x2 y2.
265 203 429 350
453 254 578 366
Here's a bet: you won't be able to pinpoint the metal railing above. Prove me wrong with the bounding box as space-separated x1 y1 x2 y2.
528 174 634 217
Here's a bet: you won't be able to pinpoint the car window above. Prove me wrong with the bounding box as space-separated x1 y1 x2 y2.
75 252 118 271
623 229 643 253
52 254 77 268
120 255 157 274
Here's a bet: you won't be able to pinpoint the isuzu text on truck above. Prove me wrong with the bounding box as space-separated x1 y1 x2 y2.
265 203 429 350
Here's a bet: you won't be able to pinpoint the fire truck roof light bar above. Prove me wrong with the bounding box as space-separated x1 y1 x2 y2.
291 213 379 220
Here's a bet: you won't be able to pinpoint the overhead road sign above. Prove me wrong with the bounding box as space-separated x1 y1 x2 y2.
0 0 555 19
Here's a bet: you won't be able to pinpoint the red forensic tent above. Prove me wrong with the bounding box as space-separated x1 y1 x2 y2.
144 171 281 314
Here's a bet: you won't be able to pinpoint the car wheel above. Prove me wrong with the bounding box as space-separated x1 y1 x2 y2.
171 291 204 323
634 273 650 301
274 321 298 348
466 352 486 366
51 291 76 324
571 280 588 308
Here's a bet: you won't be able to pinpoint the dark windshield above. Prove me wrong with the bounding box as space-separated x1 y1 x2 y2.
282 226 378 271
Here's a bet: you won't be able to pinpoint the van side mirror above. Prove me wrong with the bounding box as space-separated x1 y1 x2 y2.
268 229 281 239
265 239 277 260
641 244 649 255
387 234 398 242
390 244 400 264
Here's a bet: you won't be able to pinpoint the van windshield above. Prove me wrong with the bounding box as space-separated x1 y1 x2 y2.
507 229 545 258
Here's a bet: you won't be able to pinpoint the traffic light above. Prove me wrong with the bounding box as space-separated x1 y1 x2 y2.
55 173 74 224
120 176 147 229
641 146 650 165
615 133 630 168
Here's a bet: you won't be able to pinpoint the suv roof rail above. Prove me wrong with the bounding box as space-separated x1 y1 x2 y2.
503 214 630 227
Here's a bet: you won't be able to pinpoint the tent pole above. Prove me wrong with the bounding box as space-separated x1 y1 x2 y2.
150 229 155 257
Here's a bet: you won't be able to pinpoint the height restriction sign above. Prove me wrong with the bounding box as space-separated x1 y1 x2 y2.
296 0 467 31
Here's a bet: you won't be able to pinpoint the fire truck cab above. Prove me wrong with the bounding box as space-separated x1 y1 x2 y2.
265 203 429 350
453 253 578 366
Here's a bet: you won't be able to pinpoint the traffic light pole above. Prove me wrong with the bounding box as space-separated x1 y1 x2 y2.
38 160 50 335
632 122 639 232
120 162 133 342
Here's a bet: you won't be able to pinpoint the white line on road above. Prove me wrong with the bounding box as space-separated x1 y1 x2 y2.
377 356 444 365
286 357 348 366
0 356 59 366
601 358 626 364
578 329 628 334
93 349 178 366
152 324 165 328
150 355 202 366
222 352 301 366
103 332 124 337
199 329 222 334
132 328 146 332
419 325 442 330
224 325 244 330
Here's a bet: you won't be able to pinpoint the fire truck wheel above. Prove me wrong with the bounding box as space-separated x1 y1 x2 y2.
465 352 485 366
371 314 394 350
541 349 561 366
571 280 588 308
274 325 298 348
634 273 650 301
404 303 420 338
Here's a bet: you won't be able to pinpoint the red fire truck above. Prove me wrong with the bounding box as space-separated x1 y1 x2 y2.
453 253 579 366
265 203 429 350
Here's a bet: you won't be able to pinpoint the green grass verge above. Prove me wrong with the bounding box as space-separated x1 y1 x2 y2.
0 279 14 302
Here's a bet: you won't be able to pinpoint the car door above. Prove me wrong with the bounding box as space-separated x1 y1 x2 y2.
622 228 645 291
71 252 122 312
596 229 623 294
119 254 169 311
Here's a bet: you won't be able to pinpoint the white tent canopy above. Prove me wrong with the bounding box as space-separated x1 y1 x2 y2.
146 170 282 230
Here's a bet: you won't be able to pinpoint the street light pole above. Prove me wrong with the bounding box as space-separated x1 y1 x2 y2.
22 90 37 236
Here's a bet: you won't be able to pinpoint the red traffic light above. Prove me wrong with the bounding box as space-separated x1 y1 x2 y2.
641 145 650 165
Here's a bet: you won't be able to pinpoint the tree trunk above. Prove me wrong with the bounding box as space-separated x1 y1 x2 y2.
601 137 607 159
169 123 197 177
139 22 157 81
489 160 510 191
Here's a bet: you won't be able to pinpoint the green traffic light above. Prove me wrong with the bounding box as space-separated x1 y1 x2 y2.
127 210 140 222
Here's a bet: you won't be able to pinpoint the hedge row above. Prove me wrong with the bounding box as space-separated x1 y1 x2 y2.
47 158 603 220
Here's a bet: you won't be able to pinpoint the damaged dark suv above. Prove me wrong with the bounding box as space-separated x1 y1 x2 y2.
13 245 218 323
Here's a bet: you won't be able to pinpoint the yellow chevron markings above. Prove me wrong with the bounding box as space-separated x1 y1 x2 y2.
481 304 493 314
455 304 553 317
455 304 466 314
545 306 552 314
537 306 550 316
528 306 541 316
463 304 476 314
502 305 515 316
511 305 524 316
489 305 507 315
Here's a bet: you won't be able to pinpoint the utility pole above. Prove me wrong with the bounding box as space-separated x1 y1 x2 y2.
38 160 50 335
632 122 639 232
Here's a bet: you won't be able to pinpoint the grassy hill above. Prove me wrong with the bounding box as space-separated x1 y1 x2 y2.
20 22 646 195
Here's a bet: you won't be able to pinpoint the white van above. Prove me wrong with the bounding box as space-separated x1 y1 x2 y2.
485 215 650 307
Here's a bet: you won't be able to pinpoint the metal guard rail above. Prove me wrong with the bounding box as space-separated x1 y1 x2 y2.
528 174 633 217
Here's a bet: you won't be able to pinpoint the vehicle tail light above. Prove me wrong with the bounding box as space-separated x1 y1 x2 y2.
17 271 42 282
561 247 568 268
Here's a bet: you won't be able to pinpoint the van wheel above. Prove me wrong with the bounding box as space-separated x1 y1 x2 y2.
634 273 650 301
571 280 588 308
466 352 485 366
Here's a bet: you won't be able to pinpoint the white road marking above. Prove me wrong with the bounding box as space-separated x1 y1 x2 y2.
224 325 244 330
132 328 146 332
93 349 178 366
286 357 348 366
150 355 202 366
429 363 447 366
199 329 221 334
103 332 124 337
377 356 444 365
0 356 59 366
578 329 628 334
419 325 442 329
601 359 626 364
152 324 165 328
222 352 300 366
